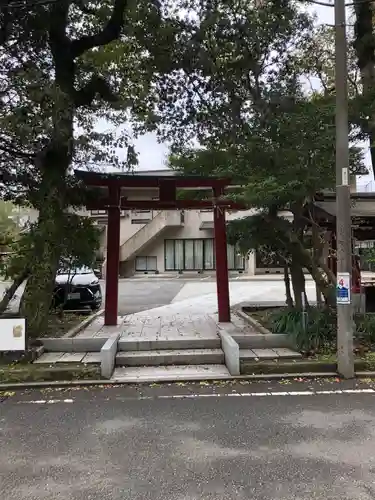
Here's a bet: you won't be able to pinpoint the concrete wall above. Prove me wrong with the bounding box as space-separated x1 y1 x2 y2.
16 206 278 277
135 210 215 274
123 210 254 276
120 211 183 262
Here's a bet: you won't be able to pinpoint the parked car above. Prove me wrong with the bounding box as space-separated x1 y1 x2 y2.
93 267 102 279
52 265 102 311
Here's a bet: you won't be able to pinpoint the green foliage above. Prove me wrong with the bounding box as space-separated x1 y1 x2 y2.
268 307 336 352
1 214 100 280
0 201 19 251
361 248 375 266
356 313 375 343
265 308 375 352
1 0 198 333
226 213 292 262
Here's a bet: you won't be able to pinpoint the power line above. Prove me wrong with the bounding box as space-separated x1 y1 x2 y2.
0 0 59 10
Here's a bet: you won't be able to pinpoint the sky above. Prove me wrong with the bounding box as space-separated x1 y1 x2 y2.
115 1 374 188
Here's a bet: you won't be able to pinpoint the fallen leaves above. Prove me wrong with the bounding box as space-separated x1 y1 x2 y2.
0 391 15 397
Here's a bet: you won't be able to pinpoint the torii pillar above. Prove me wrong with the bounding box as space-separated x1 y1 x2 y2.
104 185 121 325
213 186 230 322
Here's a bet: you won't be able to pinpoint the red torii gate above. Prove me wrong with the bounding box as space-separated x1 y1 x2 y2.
76 170 242 325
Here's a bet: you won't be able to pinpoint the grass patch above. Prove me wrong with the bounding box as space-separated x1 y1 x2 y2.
243 306 375 355
0 363 101 383
240 352 375 375
41 312 88 338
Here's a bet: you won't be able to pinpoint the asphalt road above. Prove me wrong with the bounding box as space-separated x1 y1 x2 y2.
0 280 186 316
2 379 375 500
115 279 185 315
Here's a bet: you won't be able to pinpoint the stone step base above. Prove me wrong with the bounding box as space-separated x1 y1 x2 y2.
34 352 101 364
116 348 224 367
111 364 230 383
240 348 302 361
118 337 221 351
232 334 292 349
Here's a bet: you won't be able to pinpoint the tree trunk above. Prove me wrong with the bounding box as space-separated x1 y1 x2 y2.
20 161 69 337
19 46 74 336
290 260 306 310
308 261 335 308
288 229 336 309
0 269 29 315
312 219 323 307
283 264 294 308
354 0 375 169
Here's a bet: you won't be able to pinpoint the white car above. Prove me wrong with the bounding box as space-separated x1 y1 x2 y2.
53 266 102 310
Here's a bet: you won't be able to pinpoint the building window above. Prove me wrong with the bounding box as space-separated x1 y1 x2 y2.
164 239 244 271
91 210 107 215
204 238 215 269
132 219 152 224
135 256 157 271
227 244 245 270
131 209 153 224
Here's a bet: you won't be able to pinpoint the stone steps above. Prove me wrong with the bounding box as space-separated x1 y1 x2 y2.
34 352 101 364
111 364 231 383
240 347 302 361
116 348 224 367
232 334 292 349
118 337 221 351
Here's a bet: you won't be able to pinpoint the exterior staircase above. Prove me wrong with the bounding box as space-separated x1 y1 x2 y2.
120 210 183 263
111 336 231 382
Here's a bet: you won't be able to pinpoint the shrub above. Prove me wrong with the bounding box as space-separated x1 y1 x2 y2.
266 308 375 352
355 313 375 343
268 307 336 352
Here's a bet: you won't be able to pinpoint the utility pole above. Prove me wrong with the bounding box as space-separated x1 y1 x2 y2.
335 0 354 378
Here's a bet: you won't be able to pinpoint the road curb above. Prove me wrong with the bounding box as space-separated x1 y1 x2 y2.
235 308 273 335
3 372 375 391
62 308 104 338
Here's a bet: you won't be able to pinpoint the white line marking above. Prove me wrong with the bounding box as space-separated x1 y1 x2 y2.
11 388 375 405
19 399 75 404
287 391 314 396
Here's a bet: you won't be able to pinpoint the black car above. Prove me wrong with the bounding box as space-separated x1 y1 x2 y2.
52 266 102 311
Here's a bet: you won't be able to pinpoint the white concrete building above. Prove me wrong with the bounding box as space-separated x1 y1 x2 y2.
85 169 362 278
80 169 295 277
89 206 260 277
15 169 364 277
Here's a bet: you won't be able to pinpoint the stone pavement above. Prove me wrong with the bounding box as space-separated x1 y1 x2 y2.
171 279 319 304
74 303 255 342
70 279 319 342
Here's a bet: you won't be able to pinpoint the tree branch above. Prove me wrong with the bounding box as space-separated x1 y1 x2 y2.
71 0 128 58
0 137 35 160
73 0 99 16
48 0 71 52
74 74 119 107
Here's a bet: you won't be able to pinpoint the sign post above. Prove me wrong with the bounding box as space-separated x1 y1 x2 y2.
336 273 351 305
0 318 26 351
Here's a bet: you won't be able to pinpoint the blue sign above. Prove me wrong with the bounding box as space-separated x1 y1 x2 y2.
336 273 351 304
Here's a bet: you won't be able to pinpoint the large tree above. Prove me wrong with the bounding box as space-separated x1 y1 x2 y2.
167 0 366 307
0 0 198 335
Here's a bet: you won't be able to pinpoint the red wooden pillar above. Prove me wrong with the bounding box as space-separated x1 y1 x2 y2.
104 185 121 326
213 187 230 322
